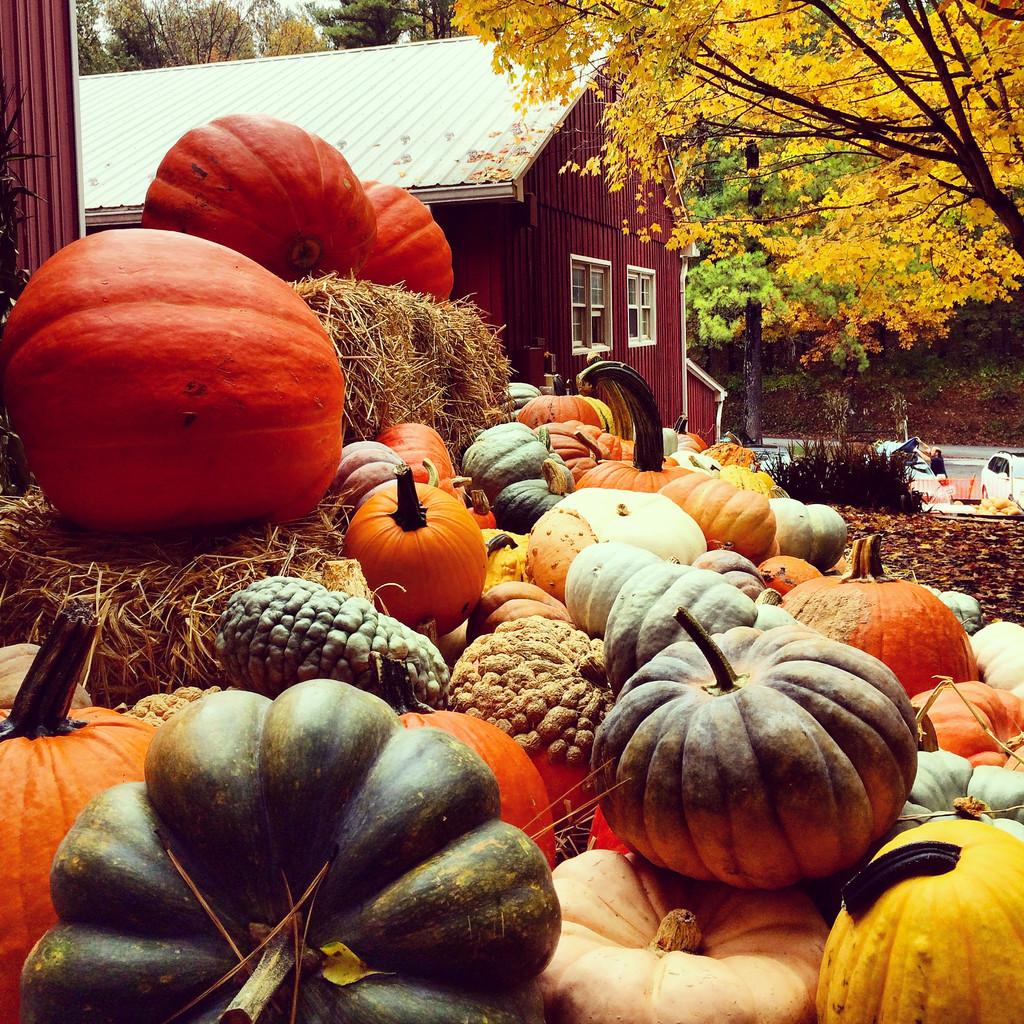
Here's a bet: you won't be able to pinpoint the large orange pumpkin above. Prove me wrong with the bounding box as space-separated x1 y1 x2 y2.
357 180 454 302
574 361 693 492
783 534 978 698
0 602 155 1024
537 421 625 484
341 463 487 635
518 393 604 430
0 229 346 533
141 113 376 280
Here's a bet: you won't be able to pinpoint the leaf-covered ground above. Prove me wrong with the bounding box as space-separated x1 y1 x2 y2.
838 506 1024 626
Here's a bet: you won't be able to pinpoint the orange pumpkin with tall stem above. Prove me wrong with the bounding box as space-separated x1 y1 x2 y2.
0 602 155 1024
342 463 487 636
783 533 978 698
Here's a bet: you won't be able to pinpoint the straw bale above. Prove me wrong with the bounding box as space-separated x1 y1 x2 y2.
295 275 515 458
0 488 354 709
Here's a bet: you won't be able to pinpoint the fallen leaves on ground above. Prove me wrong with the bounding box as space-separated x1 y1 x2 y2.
837 506 1024 627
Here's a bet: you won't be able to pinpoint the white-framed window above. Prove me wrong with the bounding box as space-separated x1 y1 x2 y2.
627 266 656 346
570 255 612 353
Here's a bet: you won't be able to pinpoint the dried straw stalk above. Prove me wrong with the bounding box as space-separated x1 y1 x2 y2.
0 489 352 709
295 275 514 457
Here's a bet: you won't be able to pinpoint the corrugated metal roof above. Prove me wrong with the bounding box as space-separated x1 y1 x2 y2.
78 36 584 220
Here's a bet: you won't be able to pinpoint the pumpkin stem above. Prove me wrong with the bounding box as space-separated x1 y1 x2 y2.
572 428 605 464
672 605 745 695
220 928 295 1023
421 458 441 488
540 458 572 497
841 839 961 917
486 532 521 556
388 463 429 532
647 908 702 956
367 651 435 715
840 534 887 582
576 361 665 473
0 599 96 742
754 588 783 607
468 489 491 516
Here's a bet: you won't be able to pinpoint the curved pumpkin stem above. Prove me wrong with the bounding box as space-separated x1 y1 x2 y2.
576 361 664 473
367 650 435 714
573 428 605 464
841 840 961 917
540 458 572 497
388 463 429 532
486 532 521 556
0 599 96 741
840 534 888 582
672 605 745 695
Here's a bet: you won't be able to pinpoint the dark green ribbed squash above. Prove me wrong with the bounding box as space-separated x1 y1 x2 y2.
460 423 568 505
492 458 575 534
20 679 560 1024
215 575 450 708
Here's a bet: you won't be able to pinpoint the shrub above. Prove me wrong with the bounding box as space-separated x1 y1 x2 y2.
769 439 922 512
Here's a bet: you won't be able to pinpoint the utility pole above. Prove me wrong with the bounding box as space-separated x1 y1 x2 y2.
743 140 763 445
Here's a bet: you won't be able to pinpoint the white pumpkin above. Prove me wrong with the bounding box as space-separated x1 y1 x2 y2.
971 621 1024 693
554 489 708 564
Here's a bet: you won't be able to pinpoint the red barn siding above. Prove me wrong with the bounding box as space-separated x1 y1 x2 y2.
686 373 722 444
1 0 82 278
435 85 686 427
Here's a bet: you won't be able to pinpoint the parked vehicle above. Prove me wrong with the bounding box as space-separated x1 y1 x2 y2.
981 451 1024 502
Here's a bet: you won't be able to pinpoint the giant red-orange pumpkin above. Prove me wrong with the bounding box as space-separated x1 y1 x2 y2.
342 463 487 635
0 229 346 533
141 113 376 280
783 534 978 698
357 180 454 302
0 603 155 1024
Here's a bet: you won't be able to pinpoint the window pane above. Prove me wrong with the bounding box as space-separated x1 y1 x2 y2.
591 269 604 306
592 311 603 344
627 276 637 304
628 307 639 338
572 267 585 304
640 308 651 338
572 307 584 344
640 276 652 306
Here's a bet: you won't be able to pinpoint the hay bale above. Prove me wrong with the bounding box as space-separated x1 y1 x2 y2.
0 489 354 708
296 275 515 457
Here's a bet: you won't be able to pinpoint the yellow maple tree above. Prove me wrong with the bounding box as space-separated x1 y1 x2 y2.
456 0 1024 341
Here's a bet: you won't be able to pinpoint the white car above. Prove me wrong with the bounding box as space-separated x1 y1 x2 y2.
981 451 1024 503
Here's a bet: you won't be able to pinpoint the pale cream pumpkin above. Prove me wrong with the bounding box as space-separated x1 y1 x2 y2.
541 848 828 1024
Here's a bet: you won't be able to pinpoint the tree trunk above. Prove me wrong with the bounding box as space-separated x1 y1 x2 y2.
744 298 762 443
743 140 763 445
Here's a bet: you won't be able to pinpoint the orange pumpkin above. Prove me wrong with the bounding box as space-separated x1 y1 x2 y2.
758 554 824 595
525 505 599 603
574 361 693 492
912 679 1024 767
783 534 979 698
518 393 604 430
0 603 155 1024
466 581 573 642
142 113 376 280
537 420 625 484
341 463 487 635
357 180 454 302
376 421 458 494
659 472 778 564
